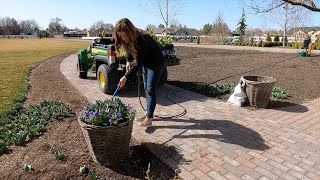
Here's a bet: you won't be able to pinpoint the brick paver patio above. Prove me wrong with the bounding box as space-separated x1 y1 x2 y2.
61 48 320 180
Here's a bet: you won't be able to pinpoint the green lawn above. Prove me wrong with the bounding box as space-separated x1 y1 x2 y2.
0 38 89 115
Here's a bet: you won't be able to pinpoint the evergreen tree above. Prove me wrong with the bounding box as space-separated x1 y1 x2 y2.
158 24 165 28
266 33 272 41
201 23 212 35
274 35 280 42
237 9 247 43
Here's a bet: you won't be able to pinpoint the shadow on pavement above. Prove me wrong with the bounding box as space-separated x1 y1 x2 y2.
117 83 209 107
146 118 270 151
269 101 309 113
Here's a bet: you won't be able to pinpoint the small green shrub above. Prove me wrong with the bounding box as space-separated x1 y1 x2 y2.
312 42 320 50
51 147 66 161
0 140 7 153
274 35 279 42
266 33 271 42
316 36 319 43
79 166 99 179
293 42 303 49
11 131 27 145
208 83 235 96
272 87 288 100
0 100 72 153
193 83 235 96
23 164 32 173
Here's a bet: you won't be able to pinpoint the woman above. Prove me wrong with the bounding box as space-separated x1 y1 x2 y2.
115 18 164 127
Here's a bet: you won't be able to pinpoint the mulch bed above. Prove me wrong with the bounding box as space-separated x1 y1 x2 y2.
168 46 320 108
0 53 175 179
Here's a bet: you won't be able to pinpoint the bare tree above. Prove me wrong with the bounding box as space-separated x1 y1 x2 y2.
212 11 231 42
239 0 320 12
0 17 21 35
20 19 40 32
246 27 263 36
48 18 66 35
72 27 81 31
170 18 181 28
0 17 10 35
0 17 42 35
89 20 113 36
265 3 309 46
239 0 310 46
139 0 185 36
146 24 157 30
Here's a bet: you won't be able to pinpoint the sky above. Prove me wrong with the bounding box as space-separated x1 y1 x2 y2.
0 0 319 31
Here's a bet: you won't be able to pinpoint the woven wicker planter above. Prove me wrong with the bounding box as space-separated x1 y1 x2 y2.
243 75 276 107
78 118 133 166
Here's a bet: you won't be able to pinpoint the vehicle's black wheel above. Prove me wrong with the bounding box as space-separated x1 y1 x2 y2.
97 64 118 95
158 66 168 86
77 60 87 79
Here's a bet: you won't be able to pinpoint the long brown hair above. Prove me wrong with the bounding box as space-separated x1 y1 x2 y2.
114 18 141 59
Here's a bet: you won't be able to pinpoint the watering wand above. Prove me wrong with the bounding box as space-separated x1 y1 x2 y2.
112 86 120 97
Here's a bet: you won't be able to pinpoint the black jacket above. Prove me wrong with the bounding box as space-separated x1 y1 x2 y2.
124 33 164 78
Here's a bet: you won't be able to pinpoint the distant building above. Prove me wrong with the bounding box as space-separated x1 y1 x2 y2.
288 26 320 35
292 30 307 42
20 30 37 36
63 30 86 38
151 27 200 38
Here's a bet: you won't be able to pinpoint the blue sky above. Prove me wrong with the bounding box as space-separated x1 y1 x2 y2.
0 0 319 31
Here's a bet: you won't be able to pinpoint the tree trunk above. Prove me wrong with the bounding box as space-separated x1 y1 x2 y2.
165 0 168 37
283 3 288 47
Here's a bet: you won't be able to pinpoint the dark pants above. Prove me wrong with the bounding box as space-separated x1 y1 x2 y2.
141 64 164 118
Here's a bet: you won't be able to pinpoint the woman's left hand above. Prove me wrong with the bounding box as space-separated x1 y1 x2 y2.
118 76 127 89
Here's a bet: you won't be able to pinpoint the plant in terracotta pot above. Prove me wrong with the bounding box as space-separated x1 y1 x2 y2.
78 97 136 165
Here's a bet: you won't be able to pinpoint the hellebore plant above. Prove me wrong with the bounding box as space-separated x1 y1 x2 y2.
78 98 135 127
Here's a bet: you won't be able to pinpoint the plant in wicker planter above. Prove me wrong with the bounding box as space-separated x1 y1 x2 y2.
78 97 136 165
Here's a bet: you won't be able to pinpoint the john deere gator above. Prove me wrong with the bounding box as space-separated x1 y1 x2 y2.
77 37 168 95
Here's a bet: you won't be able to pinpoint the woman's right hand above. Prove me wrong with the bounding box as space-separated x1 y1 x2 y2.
118 76 127 89
126 61 131 72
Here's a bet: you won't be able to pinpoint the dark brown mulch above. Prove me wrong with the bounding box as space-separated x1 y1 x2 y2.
0 53 175 179
167 46 320 108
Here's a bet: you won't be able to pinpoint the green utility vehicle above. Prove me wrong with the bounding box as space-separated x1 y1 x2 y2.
77 37 168 95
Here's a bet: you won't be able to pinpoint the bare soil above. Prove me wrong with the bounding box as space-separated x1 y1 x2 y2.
168 46 320 108
0 53 175 179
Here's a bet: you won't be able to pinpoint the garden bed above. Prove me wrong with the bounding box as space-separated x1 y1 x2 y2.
0 53 175 179
167 46 320 108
